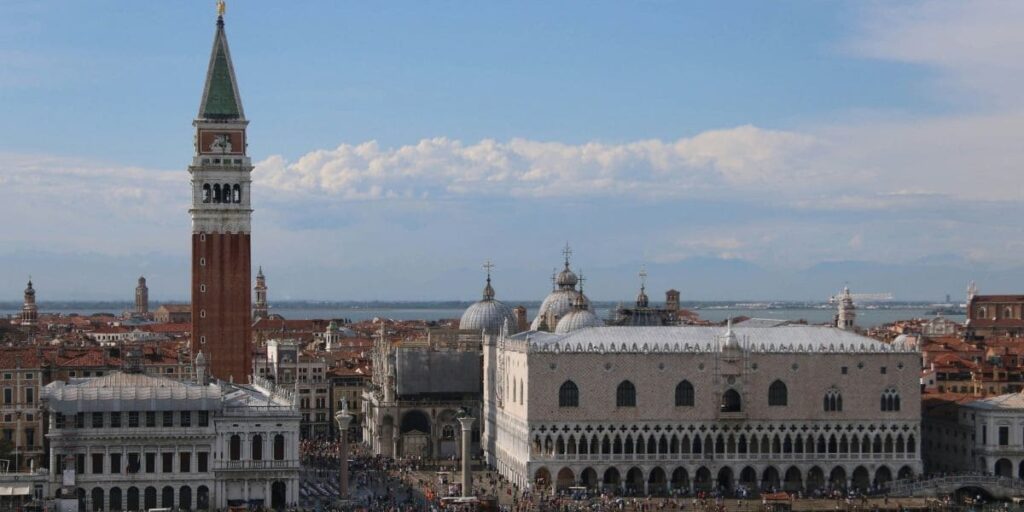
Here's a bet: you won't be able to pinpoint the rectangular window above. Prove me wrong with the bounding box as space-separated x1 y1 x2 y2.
128 453 140 474
110 453 121 474
180 411 191 427
25 373 33 380
999 426 1009 446
982 425 988 445
92 412 103 428
55 413 65 429
3 388 11 404
25 388 33 404
91 454 103 474
25 428 34 447
179 452 191 473
880 367 887 374
841 366 848 375
198 452 209 473
162 452 173 473
2 429 11 442
76 454 85 474
198 411 209 427
75 413 85 429
145 453 156 473
128 412 139 428
110 412 121 428
146 411 156 427
163 411 173 427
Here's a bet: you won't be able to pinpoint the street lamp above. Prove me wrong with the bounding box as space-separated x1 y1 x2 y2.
334 400 353 500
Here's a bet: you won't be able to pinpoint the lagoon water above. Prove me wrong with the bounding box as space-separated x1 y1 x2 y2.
0 304 962 329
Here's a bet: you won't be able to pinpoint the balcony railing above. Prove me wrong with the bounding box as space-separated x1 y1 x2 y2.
214 459 299 471
530 452 915 462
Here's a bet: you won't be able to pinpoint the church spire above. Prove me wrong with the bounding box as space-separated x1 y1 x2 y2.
199 1 245 121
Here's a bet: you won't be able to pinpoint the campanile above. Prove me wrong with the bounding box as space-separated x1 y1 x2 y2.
189 3 252 383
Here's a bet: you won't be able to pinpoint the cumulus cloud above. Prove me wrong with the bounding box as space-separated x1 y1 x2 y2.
254 126 819 201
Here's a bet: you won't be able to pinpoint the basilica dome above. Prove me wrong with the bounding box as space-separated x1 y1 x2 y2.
460 275 516 336
554 306 603 333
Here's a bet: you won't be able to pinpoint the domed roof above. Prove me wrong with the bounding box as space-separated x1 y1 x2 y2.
555 308 603 333
556 266 578 288
636 286 649 308
531 289 589 330
460 269 517 335
461 300 516 335
24 279 35 296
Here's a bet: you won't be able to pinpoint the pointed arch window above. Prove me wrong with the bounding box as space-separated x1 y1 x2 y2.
616 380 636 407
558 380 579 407
768 380 788 406
675 380 695 406
824 388 843 412
881 388 901 411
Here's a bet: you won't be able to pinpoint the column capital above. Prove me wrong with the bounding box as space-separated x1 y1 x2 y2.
457 416 475 431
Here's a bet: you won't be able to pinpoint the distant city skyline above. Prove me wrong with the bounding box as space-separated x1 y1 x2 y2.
2 1 1023 301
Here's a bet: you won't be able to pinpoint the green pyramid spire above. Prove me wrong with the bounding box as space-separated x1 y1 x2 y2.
199 16 244 120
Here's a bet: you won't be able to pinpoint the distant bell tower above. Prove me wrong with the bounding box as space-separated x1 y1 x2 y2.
20 278 38 333
189 2 253 384
836 286 856 330
253 266 268 320
135 276 149 316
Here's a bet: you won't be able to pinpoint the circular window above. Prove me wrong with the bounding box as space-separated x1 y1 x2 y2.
658 362 665 371
604 362 613 371
698 363 705 371
549 363 557 370
751 363 758 371
727 376 736 385
791 363 799 371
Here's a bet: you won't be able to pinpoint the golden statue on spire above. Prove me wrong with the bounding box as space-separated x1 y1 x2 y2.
217 0 226 17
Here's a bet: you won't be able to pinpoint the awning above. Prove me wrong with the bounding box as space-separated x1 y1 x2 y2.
0 485 32 496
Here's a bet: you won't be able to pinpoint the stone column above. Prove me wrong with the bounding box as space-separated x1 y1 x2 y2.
458 416 475 496
334 409 353 500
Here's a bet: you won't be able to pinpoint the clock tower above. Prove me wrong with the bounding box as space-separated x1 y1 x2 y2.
189 5 252 383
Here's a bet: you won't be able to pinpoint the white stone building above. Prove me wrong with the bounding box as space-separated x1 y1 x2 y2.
41 359 300 511
483 324 922 496
961 392 1024 478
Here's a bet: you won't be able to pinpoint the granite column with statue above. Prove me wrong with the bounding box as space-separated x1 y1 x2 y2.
335 405 353 500
457 415 475 496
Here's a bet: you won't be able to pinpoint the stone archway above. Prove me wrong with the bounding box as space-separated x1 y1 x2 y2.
874 466 892 487
671 467 690 492
829 466 847 490
534 467 552 490
694 467 713 492
717 467 735 492
806 466 825 493
648 467 668 496
852 466 870 492
556 467 575 492
603 467 621 491
580 468 599 490
897 465 914 480
625 467 644 495
762 466 781 492
783 467 803 493
995 458 1013 477
399 410 431 458
739 467 757 490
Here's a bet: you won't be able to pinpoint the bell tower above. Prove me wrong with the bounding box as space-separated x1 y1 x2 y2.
189 2 253 383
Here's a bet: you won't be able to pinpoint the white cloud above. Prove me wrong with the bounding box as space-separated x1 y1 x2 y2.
847 1 1024 106
253 126 819 201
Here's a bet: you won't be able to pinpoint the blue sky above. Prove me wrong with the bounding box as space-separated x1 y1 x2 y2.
2 1 1024 302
